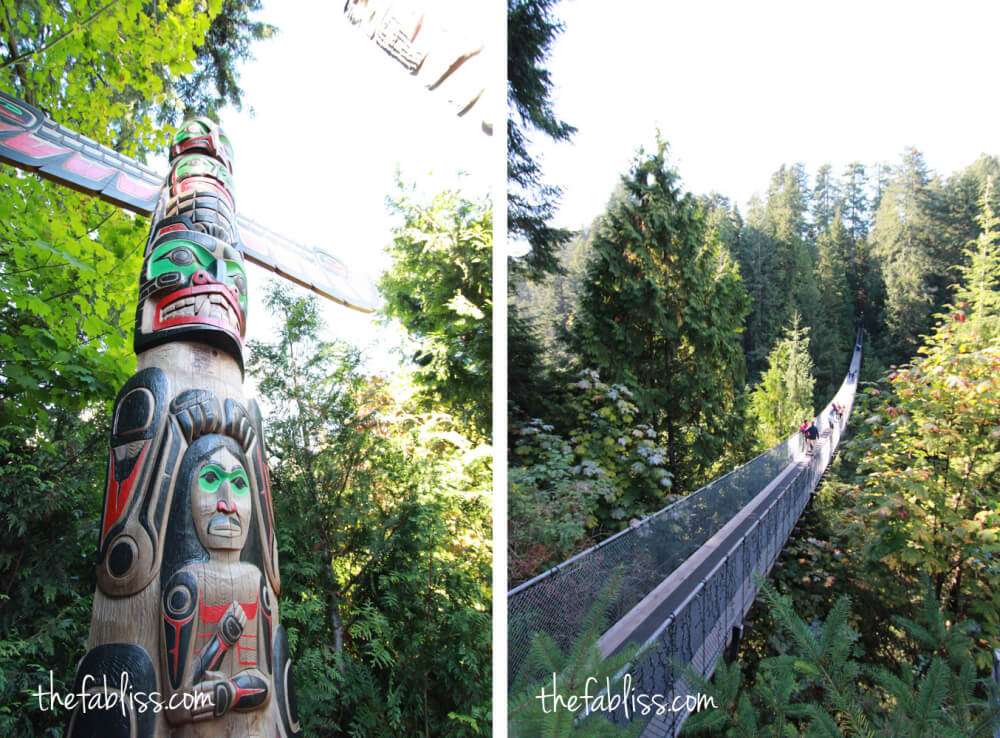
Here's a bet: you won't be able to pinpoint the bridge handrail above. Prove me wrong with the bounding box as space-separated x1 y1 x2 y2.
507 438 789 598
615 328 862 736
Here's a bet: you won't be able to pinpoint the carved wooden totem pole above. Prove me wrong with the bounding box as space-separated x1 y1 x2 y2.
65 120 301 738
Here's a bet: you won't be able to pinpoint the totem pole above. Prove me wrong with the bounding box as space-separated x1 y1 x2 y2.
65 120 300 737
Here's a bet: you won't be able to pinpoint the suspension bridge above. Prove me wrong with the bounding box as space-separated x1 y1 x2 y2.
508 329 864 736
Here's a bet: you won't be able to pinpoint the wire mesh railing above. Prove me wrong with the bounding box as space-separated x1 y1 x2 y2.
509 330 863 736
508 434 796 686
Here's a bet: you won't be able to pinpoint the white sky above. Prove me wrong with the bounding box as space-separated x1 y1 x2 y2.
528 0 1000 235
214 0 499 371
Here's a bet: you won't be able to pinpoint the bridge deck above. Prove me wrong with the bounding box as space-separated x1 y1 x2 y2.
599 455 807 657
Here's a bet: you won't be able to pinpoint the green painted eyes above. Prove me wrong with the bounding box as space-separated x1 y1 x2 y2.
150 241 213 279
198 464 250 495
148 240 248 308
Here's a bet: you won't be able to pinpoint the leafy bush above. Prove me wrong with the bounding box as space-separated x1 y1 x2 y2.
509 369 675 583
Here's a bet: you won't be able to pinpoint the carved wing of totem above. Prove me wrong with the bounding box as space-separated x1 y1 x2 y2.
0 89 377 313
0 90 162 211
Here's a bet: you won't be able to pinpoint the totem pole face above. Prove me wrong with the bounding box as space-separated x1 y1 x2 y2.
191 445 252 552
134 117 247 365
170 117 234 172
139 233 247 340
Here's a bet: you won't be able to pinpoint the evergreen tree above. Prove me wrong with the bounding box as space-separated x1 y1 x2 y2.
379 183 492 441
954 177 1000 338
841 162 881 324
511 218 597 369
171 0 278 123
701 193 743 258
927 156 1000 317
508 0 577 280
684 578 998 737
507 306 572 431
761 164 821 350
813 213 854 396
749 314 815 448
736 198 783 377
765 163 810 247
248 284 491 736
871 148 939 359
738 165 821 381
568 141 748 489
842 161 871 249
811 163 841 238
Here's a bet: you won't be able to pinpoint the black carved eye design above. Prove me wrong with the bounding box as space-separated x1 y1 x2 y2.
201 469 219 485
232 476 247 490
167 247 196 266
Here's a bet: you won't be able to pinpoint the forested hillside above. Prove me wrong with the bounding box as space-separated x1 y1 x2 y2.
509 142 1000 582
510 131 1000 729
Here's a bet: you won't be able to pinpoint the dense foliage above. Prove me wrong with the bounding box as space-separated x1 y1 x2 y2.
566 141 749 489
1 6 491 735
699 184 1000 732
379 183 492 441
508 369 673 583
508 576 643 737
508 30 1000 723
749 314 816 449
511 147 1000 579
249 284 491 736
509 143 751 584
683 578 998 737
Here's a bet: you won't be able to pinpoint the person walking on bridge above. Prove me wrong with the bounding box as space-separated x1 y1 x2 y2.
804 420 819 454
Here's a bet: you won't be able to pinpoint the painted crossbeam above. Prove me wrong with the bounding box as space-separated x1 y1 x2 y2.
0 89 377 313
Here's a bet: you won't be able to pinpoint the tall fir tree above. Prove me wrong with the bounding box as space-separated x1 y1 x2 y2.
811 163 841 239
954 177 1000 338
740 165 820 380
842 161 871 249
736 197 783 378
812 212 855 397
870 147 939 360
567 141 748 489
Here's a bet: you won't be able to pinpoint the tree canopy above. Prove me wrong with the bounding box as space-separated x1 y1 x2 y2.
379 182 492 442
507 0 576 281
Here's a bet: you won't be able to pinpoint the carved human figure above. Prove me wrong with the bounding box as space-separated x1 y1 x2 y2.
160 435 274 732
